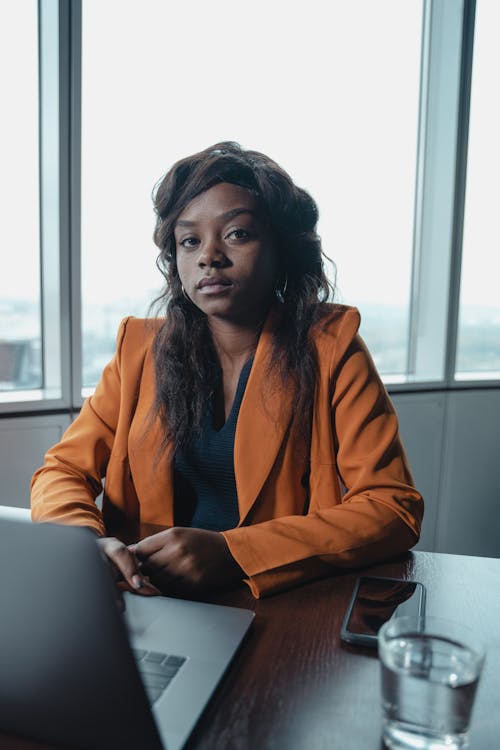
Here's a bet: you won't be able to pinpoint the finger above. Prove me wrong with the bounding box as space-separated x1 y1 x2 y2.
117 578 161 597
132 530 170 560
139 548 177 574
98 538 146 591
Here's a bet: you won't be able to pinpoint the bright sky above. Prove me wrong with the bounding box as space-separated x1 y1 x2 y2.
1 0 498 313
0 0 39 302
80 0 421 310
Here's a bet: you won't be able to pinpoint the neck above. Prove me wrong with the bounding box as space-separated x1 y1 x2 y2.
208 315 264 369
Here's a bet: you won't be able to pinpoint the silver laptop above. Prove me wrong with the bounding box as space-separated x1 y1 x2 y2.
0 518 254 750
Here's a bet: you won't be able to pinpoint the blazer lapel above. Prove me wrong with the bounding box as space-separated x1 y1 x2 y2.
234 307 295 525
129 310 294 529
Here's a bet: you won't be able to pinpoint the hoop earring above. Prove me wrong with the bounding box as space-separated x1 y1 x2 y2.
276 274 288 304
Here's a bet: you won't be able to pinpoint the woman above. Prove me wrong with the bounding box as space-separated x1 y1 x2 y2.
31 142 423 599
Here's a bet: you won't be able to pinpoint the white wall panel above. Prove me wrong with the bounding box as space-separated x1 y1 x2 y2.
1 387 499 561
0 415 71 508
436 389 500 557
391 393 445 552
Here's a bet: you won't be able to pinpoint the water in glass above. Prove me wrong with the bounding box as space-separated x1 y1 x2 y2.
380 633 480 750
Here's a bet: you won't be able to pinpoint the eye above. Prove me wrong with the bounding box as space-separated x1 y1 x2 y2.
226 228 250 241
178 236 199 249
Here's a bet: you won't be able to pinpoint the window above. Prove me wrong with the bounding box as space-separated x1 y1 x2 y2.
456 0 500 380
1 0 497 414
0 1 41 396
81 0 422 390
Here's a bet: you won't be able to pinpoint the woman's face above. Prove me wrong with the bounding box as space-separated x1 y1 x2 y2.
173 182 278 326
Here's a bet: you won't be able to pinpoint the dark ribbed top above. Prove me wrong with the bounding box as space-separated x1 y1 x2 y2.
173 358 253 532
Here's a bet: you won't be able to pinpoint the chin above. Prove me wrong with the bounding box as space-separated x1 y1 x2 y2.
194 299 234 317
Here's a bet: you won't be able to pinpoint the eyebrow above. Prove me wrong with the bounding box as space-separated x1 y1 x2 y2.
175 208 258 228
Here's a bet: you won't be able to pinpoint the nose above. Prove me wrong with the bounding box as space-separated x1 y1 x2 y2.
197 237 227 268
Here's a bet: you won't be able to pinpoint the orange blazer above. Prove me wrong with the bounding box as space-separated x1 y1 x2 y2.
31 305 423 598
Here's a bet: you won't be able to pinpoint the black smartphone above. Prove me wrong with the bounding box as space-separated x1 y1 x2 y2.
340 575 426 647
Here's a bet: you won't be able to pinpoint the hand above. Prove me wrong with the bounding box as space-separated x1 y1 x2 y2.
129 527 244 596
97 536 161 596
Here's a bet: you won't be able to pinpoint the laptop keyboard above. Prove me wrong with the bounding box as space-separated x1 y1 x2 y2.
133 648 187 704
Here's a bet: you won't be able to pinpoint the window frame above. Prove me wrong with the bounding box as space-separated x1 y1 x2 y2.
404 0 466 388
0 0 76 414
1 0 497 418
452 0 500 386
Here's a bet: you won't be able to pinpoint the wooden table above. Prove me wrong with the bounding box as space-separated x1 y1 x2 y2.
1 551 498 749
185 551 500 750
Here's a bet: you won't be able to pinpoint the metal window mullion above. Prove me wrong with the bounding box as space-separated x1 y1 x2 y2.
39 0 69 406
38 0 79 413
57 0 73 408
68 0 82 412
407 0 465 384
38 0 44 392
444 0 476 386
39 0 60 400
406 0 431 378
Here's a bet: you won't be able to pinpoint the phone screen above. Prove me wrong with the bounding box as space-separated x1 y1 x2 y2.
341 576 426 646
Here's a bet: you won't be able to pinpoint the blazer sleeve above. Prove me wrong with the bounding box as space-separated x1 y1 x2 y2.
30 318 131 535
222 315 424 598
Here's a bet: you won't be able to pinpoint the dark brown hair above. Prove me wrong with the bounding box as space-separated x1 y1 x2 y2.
150 141 335 452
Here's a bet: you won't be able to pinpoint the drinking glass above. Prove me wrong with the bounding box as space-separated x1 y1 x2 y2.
378 615 485 750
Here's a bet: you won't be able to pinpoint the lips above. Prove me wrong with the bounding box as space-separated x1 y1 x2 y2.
196 276 232 289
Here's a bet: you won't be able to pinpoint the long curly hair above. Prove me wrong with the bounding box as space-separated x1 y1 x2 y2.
150 141 335 453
